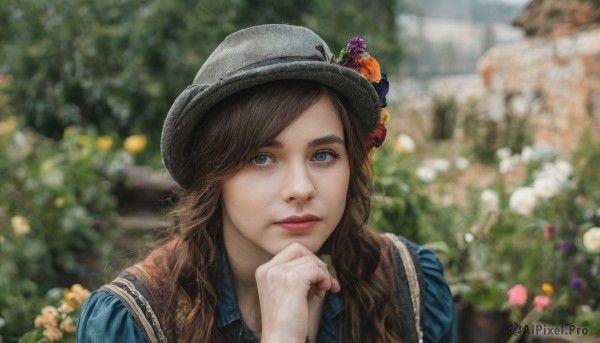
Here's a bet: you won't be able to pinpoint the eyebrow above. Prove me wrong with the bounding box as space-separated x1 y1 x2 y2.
264 134 345 148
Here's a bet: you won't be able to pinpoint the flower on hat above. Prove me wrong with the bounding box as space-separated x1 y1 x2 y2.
373 73 389 107
336 36 390 150
365 123 387 149
338 36 366 71
359 56 381 83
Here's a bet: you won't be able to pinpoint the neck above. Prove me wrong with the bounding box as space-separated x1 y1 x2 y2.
223 230 273 335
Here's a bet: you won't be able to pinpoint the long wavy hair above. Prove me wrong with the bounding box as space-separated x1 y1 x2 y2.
162 80 404 342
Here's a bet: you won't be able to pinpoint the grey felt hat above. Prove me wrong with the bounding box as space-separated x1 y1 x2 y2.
161 24 381 188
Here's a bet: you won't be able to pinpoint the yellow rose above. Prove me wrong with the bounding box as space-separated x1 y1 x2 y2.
54 197 65 208
394 134 416 154
96 136 113 152
63 127 75 138
59 316 76 333
66 284 91 306
58 300 75 314
77 134 90 147
11 216 31 236
0 117 17 135
124 134 148 155
34 306 59 328
43 326 63 341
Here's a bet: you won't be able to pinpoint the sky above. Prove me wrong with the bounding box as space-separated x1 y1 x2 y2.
498 0 529 5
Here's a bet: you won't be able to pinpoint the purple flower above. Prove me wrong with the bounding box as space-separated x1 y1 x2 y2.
558 239 571 252
372 73 389 107
346 37 367 57
338 37 367 71
570 278 583 290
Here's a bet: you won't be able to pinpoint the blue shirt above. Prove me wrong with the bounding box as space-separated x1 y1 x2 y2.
77 242 456 342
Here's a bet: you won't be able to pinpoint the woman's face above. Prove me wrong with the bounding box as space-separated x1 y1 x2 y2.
221 95 350 258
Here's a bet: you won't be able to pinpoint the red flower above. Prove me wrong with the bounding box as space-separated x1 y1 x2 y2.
365 123 387 149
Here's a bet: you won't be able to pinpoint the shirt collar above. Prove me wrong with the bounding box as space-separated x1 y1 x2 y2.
215 242 243 328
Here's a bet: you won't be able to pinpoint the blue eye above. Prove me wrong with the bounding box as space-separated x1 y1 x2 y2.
313 151 337 162
252 154 274 165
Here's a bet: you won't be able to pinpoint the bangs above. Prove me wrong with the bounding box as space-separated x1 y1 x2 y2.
190 80 334 180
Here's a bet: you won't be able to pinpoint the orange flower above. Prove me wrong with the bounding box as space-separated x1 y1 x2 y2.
542 283 554 296
359 56 381 83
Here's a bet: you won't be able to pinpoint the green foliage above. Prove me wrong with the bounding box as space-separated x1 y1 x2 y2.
18 284 90 343
446 137 600 327
369 141 437 244
431 94 458 141
467 97 532 164
0 81 128 340
1 0 402 145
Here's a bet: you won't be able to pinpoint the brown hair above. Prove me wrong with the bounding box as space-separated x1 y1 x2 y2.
162 80 404 342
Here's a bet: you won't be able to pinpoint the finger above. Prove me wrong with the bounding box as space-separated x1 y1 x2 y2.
284 256 340 294
278 255 329 272
267 242 315 265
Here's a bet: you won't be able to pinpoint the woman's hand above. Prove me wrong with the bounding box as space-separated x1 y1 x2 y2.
255 242 341 343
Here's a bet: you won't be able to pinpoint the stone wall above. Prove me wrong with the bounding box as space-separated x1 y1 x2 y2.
478 27 600 153
514 0 600 38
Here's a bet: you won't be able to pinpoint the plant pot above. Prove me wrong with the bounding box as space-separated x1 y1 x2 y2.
457 305 514 343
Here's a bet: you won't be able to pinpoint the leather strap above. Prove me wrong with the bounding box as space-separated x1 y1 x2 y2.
383 233 424 343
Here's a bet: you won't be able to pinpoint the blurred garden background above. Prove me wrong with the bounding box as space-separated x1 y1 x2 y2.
1 0 599 342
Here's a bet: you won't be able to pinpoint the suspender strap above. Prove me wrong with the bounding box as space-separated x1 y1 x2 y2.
383 233 424 343
101 269 168 343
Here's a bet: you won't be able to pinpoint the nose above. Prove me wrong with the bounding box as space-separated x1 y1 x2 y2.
282 161 316 203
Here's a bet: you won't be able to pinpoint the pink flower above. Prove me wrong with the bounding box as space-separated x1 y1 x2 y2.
507 284 528 307
533 295 551 310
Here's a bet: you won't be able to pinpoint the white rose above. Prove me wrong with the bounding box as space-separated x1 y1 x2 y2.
426 158 450 172
509 187 538 216
480 189 499 214
464 232 475 243
499 157 516 174
533 177 561 199
521 146 533 164
455 156 470 171
554 159 572 179
582 227 600 254
511 95 528 116
394 134 416 154
416 166 437 183
496 147 512 161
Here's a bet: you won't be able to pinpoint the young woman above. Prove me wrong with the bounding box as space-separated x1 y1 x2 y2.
77 24 456 343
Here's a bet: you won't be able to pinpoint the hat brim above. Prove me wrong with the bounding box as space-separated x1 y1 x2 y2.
161 60 380 188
